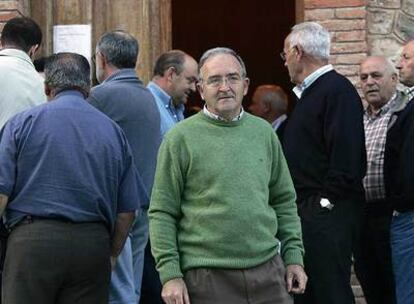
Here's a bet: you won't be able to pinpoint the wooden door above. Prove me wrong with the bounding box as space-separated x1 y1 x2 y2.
171 0 298 113
30 0 172 84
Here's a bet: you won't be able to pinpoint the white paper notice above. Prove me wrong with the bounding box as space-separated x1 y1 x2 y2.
53 24 92 63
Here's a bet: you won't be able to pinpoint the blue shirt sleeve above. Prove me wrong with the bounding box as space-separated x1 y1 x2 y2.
117 134 149 213
0 120 18 196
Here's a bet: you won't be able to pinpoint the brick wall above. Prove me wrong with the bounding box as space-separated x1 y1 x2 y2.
304 0 368 86
0 0 28 32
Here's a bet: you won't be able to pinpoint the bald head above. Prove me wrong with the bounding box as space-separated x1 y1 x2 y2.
249 85 288 123
360 56 398 111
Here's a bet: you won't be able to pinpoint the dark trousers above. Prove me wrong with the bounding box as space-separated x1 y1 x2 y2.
354 202 396 304
140 240 163 304
294 195 363 304
184 255 293 304
2 219 111 304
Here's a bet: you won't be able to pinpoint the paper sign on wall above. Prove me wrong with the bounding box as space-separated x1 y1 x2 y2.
53 24 92 63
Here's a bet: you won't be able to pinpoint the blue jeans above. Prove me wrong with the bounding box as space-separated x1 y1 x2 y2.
109 209 149 304
391 210 414 304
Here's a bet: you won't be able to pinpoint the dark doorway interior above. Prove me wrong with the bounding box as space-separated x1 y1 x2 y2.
172 0 296 115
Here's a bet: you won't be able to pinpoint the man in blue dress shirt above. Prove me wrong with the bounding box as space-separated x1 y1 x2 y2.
147 50 198 137
0 53 146 304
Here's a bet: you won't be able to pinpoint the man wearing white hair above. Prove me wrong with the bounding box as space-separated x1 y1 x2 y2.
281 22 366 304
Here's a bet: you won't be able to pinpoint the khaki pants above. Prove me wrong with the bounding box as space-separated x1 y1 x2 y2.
184 255 293 304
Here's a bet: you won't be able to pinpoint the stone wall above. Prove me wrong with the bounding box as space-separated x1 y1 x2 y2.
368 0 412 61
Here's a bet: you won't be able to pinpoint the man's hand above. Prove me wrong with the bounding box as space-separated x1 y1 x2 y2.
286 264 307 294
162 278 191 304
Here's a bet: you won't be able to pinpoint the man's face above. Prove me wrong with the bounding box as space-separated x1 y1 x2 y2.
95 51 106 84
198 53 249 119
396 41 414 87
283 36 301 85
249 89 267 118
360 57 397 110
170 57 198 106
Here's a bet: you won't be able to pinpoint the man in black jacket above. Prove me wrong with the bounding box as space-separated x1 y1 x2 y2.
385 39 414 304
281 22 366 304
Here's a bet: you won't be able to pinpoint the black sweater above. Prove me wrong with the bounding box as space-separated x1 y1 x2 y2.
282 70 366 202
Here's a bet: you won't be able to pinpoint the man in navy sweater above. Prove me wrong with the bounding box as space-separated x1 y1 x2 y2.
89 30 161 304
281 22 366 304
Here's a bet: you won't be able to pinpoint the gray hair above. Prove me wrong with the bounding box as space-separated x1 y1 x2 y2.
360 55 398 76
96 30 139 69
288 22 330 61
44 53 90 96
198 47 247 78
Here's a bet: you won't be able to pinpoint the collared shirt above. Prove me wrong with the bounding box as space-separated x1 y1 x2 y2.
0 90 144 231
202 106 244 121
293 64 334 99
271 114 287 131
363 94 398 202
0 48 46 129
404 86 414 100
147 81 185 137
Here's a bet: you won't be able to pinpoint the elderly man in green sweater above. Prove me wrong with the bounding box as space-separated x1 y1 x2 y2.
149 47 307 304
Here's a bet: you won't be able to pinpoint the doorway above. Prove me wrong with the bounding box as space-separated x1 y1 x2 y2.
172 0 297 114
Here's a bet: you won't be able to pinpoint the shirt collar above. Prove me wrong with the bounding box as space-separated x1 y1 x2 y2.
365 93 397 119
404 86 414 100
271 114 287 130
203 106 244 121
103 68 140 84
148 81 185 112
0 48 34 67
293 64 334 99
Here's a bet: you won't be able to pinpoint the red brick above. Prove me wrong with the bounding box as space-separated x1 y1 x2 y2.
305 8 334 21
0 11 20 22
335 7 366 19
334 30 366 42
305 0 365 9
335 64 360 76
319 19 366 31
330 53 367 65
0 1 21 11
331 41 367 54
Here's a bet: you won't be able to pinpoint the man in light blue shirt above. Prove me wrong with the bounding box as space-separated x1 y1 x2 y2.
147 50 198 137
142 50 197 304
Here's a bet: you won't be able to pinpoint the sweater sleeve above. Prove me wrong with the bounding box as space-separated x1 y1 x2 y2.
269 134 304 266
148 134 186 284
322 81 366 201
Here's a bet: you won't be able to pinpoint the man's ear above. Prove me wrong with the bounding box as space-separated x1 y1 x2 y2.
197 82 205 100
243 77 250 96
165 66 176 82
294 45 304 60
28 44 39 58
44 85 54 101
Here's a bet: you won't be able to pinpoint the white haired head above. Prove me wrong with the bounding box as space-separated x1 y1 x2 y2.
288 22 330 61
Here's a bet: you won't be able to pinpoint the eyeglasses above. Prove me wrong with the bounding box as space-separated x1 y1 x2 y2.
280 46 296 61
201 73 243 88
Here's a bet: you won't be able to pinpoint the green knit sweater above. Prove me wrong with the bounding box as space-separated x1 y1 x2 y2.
149 112 304 284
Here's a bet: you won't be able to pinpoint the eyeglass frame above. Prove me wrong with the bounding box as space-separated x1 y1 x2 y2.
280 45 297 61
198 73 246 88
